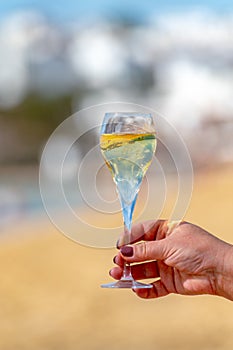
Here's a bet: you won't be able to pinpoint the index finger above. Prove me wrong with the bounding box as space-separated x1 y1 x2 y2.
117 219 168 248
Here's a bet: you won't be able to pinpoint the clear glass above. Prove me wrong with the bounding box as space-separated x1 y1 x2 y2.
100 112 156 289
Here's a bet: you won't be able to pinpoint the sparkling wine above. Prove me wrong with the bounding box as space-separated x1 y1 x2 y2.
100 133 156 204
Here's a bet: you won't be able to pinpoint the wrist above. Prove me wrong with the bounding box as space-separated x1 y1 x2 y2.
215 242 233 301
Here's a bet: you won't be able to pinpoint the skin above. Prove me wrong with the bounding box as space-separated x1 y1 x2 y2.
110 220 233 301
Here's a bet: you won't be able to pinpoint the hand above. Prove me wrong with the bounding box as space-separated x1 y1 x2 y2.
110 220 233 300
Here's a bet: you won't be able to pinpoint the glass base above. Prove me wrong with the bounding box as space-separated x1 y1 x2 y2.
101 278 153 289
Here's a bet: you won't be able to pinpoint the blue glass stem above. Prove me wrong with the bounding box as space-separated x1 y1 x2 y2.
121 194 137 236
120 194 138 280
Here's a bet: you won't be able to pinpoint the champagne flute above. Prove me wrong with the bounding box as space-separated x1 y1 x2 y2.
100 112 157 289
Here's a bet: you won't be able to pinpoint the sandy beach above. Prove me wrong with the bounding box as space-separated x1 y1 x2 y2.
0 165 233 350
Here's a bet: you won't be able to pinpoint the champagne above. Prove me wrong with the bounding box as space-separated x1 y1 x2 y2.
100 133 156 204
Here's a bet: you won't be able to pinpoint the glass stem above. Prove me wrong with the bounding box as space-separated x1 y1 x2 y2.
122 262 133 280
120 194 137 281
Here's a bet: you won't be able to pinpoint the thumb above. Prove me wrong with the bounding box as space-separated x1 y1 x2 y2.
120 240 167 263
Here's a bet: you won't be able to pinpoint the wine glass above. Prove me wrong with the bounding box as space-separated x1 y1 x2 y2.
100 112 157 288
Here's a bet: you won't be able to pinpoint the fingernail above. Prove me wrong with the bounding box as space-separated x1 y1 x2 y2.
120 245 133 257
113 256 117 264
109 269 113 276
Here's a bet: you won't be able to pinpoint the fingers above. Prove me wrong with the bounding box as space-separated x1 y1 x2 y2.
110 261 160 281
117 219 168 248
110 260 170 298
119 240 167 263
133 280 170 299
109 266 123 280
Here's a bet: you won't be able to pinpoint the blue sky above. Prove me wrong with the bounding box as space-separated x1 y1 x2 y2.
0 0 233 22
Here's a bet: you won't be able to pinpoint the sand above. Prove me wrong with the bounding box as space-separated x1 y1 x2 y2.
0 166 233 350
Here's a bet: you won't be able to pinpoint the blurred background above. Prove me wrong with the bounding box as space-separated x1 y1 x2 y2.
0 1 233 349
